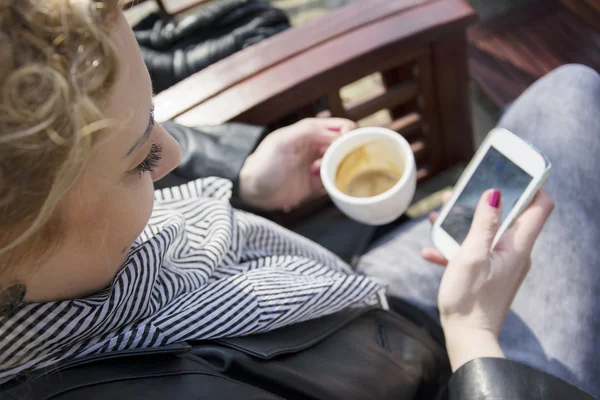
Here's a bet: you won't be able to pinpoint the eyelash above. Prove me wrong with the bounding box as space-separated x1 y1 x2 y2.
135 142 162 177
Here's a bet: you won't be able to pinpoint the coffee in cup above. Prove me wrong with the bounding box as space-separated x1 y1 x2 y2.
320 127 417 225
334 141 404 198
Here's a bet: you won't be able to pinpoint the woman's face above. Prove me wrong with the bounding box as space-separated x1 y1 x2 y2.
23 12 182 302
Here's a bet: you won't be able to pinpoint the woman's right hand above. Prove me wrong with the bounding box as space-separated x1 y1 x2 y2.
421 189 555 371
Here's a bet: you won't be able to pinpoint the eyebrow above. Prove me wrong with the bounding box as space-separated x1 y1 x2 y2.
126 103 155 157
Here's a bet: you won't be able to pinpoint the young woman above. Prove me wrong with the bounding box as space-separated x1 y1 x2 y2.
0 1 597 398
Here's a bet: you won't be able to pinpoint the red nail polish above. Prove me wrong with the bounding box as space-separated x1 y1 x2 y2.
488 189 501 208
311 166 320 176
327 126 341 132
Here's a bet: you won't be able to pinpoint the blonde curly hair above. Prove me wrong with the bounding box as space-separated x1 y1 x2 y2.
0 0 122 276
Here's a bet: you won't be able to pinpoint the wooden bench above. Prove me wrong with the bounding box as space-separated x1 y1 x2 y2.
131 0 478 224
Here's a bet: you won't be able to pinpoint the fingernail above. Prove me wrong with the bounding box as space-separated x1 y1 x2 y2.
311 165 320 176
488 189 501 208
327 126 341 132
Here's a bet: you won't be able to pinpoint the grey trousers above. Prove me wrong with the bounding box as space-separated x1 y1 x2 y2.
358 64 600 397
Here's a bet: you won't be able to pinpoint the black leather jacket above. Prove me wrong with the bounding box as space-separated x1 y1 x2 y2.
133 0 290 93
1 123 593 400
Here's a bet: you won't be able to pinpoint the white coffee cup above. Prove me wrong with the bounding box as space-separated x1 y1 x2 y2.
320 127 417 225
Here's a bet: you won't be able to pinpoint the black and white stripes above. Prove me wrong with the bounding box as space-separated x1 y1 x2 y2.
0 178 383 382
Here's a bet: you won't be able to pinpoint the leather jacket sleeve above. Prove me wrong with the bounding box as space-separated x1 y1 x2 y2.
3 311 596 399
446 358 595 400
156 121 266 201
133 0 290 93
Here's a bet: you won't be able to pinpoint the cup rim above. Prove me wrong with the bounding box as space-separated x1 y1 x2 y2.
320 127 416 205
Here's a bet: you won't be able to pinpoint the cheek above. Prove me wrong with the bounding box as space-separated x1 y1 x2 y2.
70 176 155 256
115 177 155 249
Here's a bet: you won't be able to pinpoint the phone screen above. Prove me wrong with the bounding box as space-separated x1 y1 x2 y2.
441 147 533 244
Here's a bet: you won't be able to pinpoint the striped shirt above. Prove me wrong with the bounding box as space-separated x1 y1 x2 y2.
0 178 383 383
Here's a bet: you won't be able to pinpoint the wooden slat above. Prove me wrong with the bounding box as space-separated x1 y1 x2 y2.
327 92 348 119
385 112 423 137
545 14 599 66
467 1 559 41
556 11 600 64
345 81 419 121
468 43 535 108
416 166 431 182
173 0 477 126
154 0 439 122
468 0 600 108
381 63 418 120
295 104 318 120
411 139 427 163
561 0 600 31
432 32 474 164
411 139 426 153
416 54 443 173
515 26 563 73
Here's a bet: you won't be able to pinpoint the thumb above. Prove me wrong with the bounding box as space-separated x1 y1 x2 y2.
463 189 503 253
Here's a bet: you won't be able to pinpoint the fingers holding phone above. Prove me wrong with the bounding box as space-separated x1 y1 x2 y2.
437 189 552 322
434 188 553 371
420 128 554 371
430 189 508 371
437 189 507 332
431 128 551 261
496 189 555 255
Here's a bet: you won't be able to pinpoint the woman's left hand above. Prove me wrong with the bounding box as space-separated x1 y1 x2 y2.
238 118 356 211
421 189 554 371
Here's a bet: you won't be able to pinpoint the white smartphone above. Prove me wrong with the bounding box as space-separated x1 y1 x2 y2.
431 128 551 260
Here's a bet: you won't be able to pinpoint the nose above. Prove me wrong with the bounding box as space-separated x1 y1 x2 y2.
152 124 182 182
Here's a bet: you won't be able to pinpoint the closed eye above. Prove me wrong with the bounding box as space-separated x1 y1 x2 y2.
134 142 162 177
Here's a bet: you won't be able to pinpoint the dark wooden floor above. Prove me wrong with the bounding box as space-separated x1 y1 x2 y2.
468 0 600 109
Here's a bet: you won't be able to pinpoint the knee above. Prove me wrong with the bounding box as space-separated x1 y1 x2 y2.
541 64 600 92
551 64 599 79
523 64 600 106
500 64 600 132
